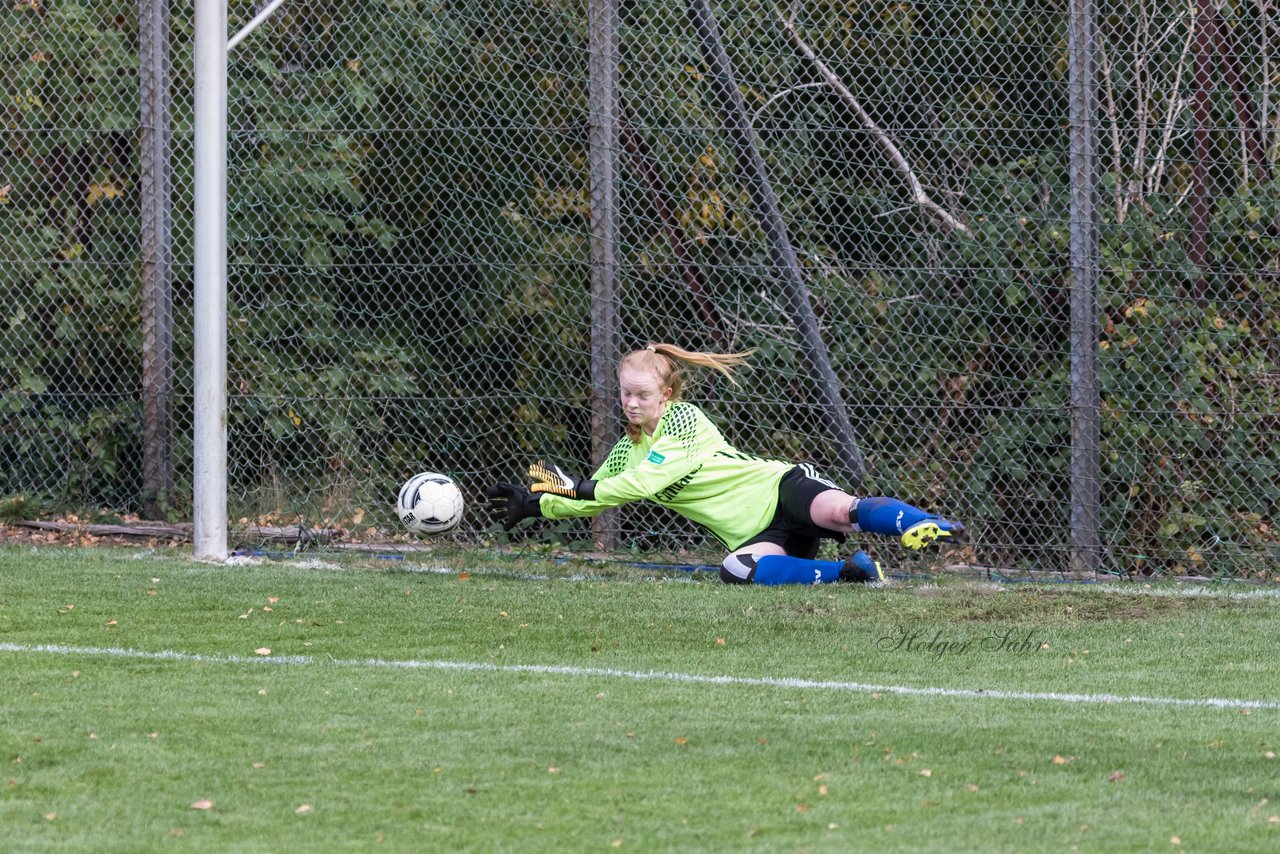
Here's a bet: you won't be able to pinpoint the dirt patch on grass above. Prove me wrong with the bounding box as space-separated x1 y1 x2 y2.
911 583 1199 622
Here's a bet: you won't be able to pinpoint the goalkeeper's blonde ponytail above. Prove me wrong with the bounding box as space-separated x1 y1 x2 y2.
618 343 755 442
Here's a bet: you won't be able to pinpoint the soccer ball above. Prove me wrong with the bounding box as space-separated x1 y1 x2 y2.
397 472 465 535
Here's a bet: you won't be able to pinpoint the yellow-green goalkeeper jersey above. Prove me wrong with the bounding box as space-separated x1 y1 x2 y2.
537 401 794 550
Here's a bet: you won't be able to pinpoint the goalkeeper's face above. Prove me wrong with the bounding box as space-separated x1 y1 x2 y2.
619 366 672 436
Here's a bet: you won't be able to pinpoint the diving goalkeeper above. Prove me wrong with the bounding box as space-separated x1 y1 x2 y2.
486 343 965 585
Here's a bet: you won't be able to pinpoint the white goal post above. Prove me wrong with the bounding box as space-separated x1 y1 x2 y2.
192 1 289 562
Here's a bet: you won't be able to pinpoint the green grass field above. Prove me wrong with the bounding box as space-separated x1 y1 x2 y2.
3 544 1279 852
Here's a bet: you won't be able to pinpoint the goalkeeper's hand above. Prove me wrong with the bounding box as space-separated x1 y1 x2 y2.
528 459 596 501
485 482 543 531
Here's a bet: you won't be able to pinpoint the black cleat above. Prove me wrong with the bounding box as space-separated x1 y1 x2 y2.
839 550 885 583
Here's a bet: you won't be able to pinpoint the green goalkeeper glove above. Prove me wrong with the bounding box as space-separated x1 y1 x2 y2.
528 459 596 501
485 482 543 531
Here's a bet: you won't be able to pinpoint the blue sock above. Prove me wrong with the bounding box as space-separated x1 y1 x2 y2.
853 497 932 536
752 555 843 585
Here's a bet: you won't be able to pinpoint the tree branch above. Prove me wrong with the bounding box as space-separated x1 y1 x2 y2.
1098 40 1128 222
779 9 969 236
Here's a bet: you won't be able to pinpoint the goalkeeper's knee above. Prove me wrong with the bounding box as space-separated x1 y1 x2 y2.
720 552 757 584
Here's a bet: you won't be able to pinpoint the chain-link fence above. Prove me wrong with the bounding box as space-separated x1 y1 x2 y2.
2 0 1277 577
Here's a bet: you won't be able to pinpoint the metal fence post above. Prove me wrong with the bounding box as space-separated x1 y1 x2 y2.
588 0 620 548
1067 0 1101 575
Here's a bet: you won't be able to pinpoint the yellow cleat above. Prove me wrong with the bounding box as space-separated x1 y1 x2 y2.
901 519 965 551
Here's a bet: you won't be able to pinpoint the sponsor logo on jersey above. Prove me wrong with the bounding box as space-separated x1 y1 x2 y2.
647 451 666 465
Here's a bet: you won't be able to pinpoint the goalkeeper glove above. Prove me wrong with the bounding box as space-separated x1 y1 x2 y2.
528 459 596 501
485 482 543 531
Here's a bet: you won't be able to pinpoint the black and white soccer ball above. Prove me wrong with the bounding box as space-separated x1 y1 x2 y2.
397 472 465 535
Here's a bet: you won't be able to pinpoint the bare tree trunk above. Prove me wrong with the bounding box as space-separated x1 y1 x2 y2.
687 0 865 486
140 0 175 519
1188 0 1217 304
1212 6 1271 183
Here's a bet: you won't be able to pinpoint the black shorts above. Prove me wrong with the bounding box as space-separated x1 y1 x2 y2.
738 465 847 559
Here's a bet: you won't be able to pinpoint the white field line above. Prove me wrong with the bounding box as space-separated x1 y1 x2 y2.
2 642 1276 712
